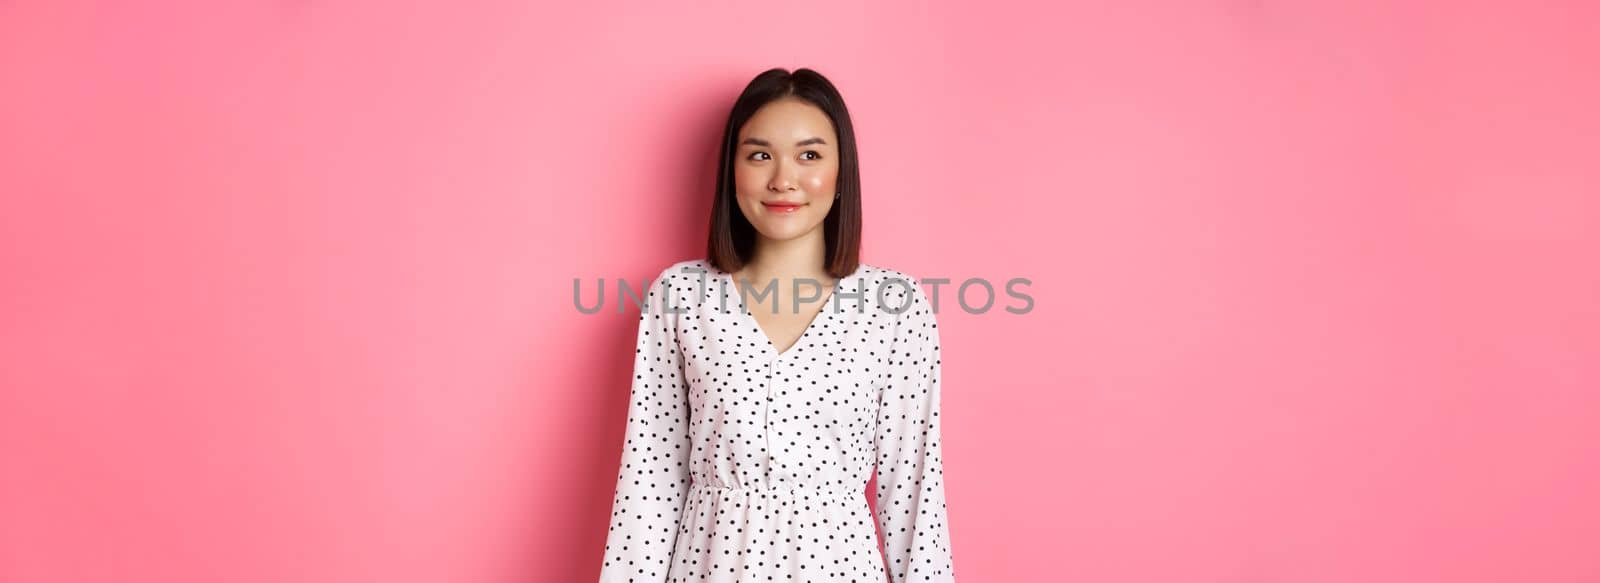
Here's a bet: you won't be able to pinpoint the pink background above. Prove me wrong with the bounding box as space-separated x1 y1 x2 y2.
3 1 1597 581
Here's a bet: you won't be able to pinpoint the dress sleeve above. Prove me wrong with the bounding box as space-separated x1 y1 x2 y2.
873 279 957 582
599 270 691 583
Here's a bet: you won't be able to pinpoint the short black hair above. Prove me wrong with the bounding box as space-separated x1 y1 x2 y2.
706 67 862 279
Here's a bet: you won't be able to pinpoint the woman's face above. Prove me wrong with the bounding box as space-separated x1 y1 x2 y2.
733 98 840 243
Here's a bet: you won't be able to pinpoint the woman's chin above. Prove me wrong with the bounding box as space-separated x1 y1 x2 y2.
753 221 821 242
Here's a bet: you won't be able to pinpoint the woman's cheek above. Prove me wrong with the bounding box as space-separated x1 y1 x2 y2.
803 171 835 193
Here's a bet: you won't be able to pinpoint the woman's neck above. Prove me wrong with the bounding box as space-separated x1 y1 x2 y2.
740 228 830 284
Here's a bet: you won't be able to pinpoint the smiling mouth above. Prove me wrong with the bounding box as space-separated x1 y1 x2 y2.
762 201 807 214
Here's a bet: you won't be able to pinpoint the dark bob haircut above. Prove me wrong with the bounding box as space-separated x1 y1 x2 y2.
706 67 862 280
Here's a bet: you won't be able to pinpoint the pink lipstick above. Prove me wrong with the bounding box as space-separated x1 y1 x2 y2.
762 201 806 214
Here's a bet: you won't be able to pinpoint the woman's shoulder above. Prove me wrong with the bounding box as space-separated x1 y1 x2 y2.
856 262 917 284
649 258 717 282
648 258 740 299
855 262 927 290
848 262 932 314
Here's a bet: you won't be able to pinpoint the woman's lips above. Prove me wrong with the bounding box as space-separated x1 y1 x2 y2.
762 201 806 214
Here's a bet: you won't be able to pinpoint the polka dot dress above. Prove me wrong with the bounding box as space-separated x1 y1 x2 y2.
599 258 956 582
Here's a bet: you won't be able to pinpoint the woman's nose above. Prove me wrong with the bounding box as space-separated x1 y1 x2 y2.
768 158 800 191
768 174 797 192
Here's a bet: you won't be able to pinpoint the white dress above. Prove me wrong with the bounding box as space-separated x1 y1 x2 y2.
599 258 956 582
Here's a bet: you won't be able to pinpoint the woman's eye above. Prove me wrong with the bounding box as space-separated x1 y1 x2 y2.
749 152 770 161
801 151 821 160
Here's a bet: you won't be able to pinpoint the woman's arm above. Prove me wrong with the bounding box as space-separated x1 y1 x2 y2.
599 269 691 583
873 278 957 582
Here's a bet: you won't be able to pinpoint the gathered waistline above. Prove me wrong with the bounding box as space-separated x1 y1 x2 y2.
689 481 863 497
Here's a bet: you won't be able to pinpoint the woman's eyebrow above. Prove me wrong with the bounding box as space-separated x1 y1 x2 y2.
740 137 829 147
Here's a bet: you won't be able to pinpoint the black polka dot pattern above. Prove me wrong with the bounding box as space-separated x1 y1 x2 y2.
600 258 956 582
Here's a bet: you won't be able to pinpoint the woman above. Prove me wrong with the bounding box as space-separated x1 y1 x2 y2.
600 67 956 583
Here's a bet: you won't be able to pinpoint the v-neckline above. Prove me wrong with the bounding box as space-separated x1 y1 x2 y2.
721 267 852 358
